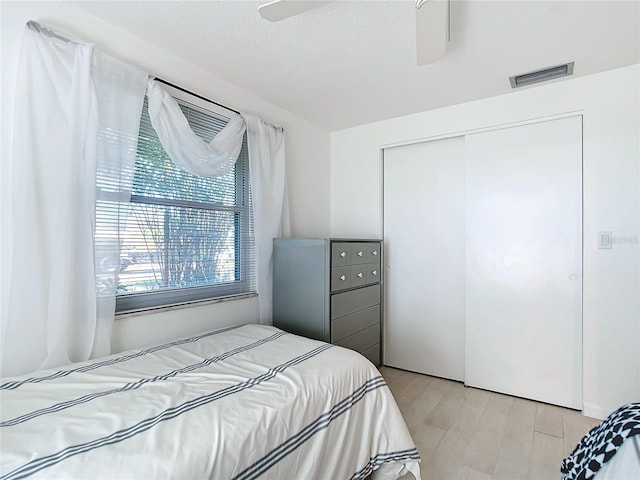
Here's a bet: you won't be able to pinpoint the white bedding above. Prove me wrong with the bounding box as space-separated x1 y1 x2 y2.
595 436 640 479
0 324 420 480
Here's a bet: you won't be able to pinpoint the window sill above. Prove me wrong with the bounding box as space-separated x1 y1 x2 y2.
115 292 258 320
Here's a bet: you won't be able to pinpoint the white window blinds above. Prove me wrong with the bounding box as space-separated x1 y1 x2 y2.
97 91 255 313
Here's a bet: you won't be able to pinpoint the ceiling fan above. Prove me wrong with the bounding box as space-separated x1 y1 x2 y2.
258 0 450 65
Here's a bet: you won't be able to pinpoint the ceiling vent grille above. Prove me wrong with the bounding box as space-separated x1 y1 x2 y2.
510 62 574 88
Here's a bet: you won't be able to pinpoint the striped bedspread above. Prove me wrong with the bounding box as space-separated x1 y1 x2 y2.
0 324 420 480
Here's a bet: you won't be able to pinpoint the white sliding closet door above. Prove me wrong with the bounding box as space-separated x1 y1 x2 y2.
383 136 465 380
465 116 582 409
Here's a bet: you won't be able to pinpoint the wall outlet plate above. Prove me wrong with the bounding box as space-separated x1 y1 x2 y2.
598 231 613 249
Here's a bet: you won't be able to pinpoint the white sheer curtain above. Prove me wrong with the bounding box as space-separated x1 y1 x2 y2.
146 80 289 324
244 114 290 323
2 25 287 377
1 22 147 376
146 78 246 176
92 46 149 359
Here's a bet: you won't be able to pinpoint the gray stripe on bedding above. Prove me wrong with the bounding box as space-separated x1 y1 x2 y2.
351 448 421 480
1 343 333 480
232 375 389 480
1 324 245 390
1 331 286 427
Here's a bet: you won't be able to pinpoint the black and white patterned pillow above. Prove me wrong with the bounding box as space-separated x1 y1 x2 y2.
561 402 640 480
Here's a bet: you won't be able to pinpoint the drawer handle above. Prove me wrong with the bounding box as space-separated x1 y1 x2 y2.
357 251 364 257
340 251 347 258
340 275 347 281
372 250 378 256
357 272 364 278
372 270 377 276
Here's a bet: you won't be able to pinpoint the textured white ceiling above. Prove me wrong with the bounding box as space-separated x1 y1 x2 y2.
72 0 639 131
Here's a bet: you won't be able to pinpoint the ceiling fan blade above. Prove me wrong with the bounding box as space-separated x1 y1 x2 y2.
416 0 450 65
258 0 332 22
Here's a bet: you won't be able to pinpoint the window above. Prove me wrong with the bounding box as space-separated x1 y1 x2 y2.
103 87 254 313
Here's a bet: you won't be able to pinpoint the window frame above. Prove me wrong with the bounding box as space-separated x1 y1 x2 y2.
115 85 254 314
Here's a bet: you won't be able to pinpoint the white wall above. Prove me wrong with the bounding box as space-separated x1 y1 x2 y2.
331 65 640 419
1 1 330 353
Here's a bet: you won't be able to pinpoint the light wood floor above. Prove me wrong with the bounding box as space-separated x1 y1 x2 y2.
381 367 601 480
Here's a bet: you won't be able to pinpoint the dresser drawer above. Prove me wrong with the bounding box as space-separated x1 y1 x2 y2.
361 343 380 365
331 266 351 292
331 305 380 343
350 243 368 265
331 242 351 266
365 262 380 284
366 243 381 263
331 284 380 319
335 323 380 353
350 264 367 288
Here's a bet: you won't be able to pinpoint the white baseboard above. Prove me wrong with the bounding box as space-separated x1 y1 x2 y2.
583 403 612 421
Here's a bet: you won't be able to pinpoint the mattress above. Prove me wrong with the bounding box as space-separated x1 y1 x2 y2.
0 324 420 480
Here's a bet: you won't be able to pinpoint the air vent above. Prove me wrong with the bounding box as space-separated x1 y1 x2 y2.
510 62 574 88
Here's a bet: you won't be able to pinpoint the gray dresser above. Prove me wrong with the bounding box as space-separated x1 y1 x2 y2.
272 238 382 365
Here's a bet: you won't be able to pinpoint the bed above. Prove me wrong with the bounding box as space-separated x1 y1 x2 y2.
0 324 420 480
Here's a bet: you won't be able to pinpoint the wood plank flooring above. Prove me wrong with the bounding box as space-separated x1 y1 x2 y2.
381 367 600 480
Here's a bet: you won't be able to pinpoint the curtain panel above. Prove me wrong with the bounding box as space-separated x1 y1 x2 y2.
3 22 289 376
2 22 147 376
244 114 290 323
146 78 246 177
